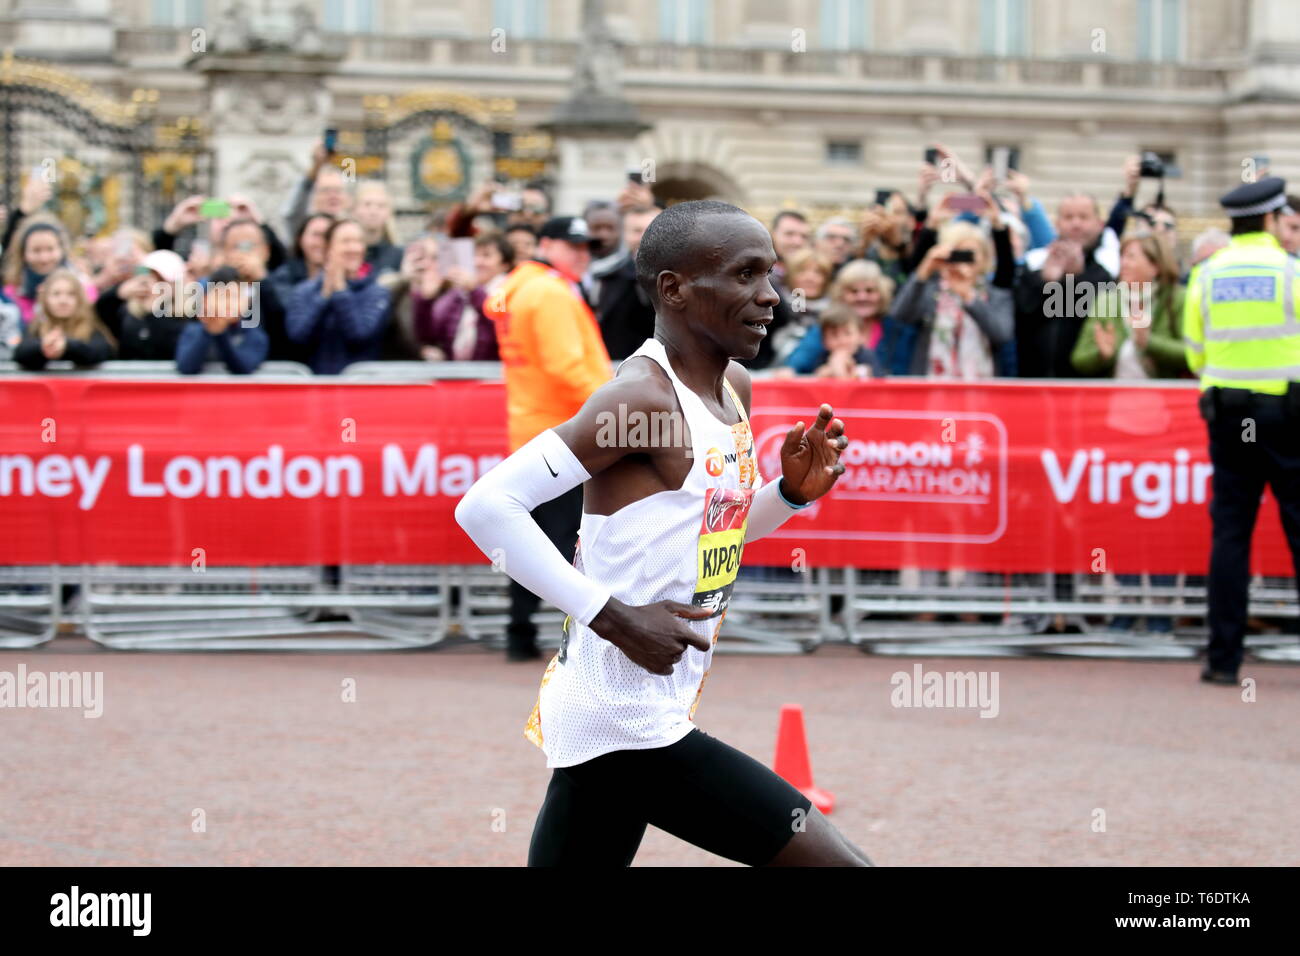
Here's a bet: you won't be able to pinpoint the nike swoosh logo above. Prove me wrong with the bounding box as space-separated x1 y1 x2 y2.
543 455 557 477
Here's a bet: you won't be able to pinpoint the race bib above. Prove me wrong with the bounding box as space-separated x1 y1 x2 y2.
692 486 754 617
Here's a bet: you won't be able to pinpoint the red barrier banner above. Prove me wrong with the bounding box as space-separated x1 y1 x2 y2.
0 377 1291 574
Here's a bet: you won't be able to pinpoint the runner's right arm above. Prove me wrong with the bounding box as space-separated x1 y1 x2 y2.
455 372 712 674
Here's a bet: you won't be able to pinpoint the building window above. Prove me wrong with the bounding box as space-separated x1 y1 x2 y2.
979 0 1028 57
1138 0 1182 62
819 0 870 50
152 0 204 27
323 0 377 34
826 140 862 164
492 0 549 39
659 0 710 45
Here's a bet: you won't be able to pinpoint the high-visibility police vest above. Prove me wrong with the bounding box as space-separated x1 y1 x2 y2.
1183 232 1300 396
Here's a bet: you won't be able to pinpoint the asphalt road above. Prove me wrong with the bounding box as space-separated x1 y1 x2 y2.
1 640 1296 866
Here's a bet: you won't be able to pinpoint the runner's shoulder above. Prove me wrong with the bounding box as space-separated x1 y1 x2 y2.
725 361 753 416
592 353 678 417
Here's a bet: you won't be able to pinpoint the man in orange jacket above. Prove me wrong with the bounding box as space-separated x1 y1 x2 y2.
485 216 613 660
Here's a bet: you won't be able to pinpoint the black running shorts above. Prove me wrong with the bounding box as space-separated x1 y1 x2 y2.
527 728 813 867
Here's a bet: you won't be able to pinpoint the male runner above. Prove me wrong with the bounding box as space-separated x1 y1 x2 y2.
456 200 871 866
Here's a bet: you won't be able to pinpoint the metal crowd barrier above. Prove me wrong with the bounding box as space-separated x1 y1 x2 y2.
340 361 503 381
76 564 446 651
844 569 1299 660
1 564 1297 658
0 566 61 648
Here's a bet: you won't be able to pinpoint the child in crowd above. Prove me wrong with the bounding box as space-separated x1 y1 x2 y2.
814 302 885 379
13 267 116 369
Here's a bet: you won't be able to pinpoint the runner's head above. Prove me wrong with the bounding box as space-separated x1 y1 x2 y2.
635 200 779 360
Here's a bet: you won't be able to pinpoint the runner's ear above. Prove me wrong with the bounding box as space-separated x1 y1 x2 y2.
657 269 686 311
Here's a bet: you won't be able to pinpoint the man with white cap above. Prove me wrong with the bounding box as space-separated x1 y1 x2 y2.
1183 176 1300 685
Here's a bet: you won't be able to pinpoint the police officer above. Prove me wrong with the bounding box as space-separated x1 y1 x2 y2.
1183 177 1300 685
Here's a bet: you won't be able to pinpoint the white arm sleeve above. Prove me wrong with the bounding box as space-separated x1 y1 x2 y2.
744 477 806 542
454 428 611 628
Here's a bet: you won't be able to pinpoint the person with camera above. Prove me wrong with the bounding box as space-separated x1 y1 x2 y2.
157 194 287 271
858 190 916 289
1014 194 1116 378
1108 154 1178 259
891 222 1014 379
280 139 354 240
445 180 552 240
1183 177 1300 685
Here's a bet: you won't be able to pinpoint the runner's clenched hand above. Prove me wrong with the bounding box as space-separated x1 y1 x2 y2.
589 598 714 675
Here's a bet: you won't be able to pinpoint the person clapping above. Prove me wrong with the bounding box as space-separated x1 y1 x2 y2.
286 218 391 374
13 268 116 369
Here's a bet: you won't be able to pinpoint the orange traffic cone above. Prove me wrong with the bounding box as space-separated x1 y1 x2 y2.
773 704 835 814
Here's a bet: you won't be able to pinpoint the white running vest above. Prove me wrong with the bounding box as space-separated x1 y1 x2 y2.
524 337 762 768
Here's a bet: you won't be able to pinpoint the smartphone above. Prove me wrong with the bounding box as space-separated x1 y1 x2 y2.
323 128 338 154
989 145 1019 182
491 191 522 211
438 237 476 275
200 198 231 219
947 249 976 264
113 232 134 259
875 188 893 207
924 147 940 166
189 238 211 261
944 193 987 213
627 167 645 184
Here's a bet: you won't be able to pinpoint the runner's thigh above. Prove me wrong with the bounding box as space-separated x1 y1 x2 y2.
638 729 812 867
527 767 649 867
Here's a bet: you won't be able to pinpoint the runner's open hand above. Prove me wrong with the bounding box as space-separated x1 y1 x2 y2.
778 404 847 505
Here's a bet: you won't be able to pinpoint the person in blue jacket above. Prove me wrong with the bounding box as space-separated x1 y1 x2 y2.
286 218 392 374
175 266 269 374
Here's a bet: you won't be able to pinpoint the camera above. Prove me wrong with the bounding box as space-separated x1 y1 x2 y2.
946 249 976 264
1139 151 1165 179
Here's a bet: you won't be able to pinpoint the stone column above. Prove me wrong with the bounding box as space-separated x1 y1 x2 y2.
540 0 651 216
192 4 343 233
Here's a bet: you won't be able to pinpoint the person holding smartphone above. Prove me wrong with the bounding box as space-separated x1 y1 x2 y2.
890 222 1013 379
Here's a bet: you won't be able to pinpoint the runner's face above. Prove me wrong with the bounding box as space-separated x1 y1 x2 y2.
681 215 779 360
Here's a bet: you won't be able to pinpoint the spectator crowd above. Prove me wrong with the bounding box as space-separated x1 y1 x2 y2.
2 139 1294 384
